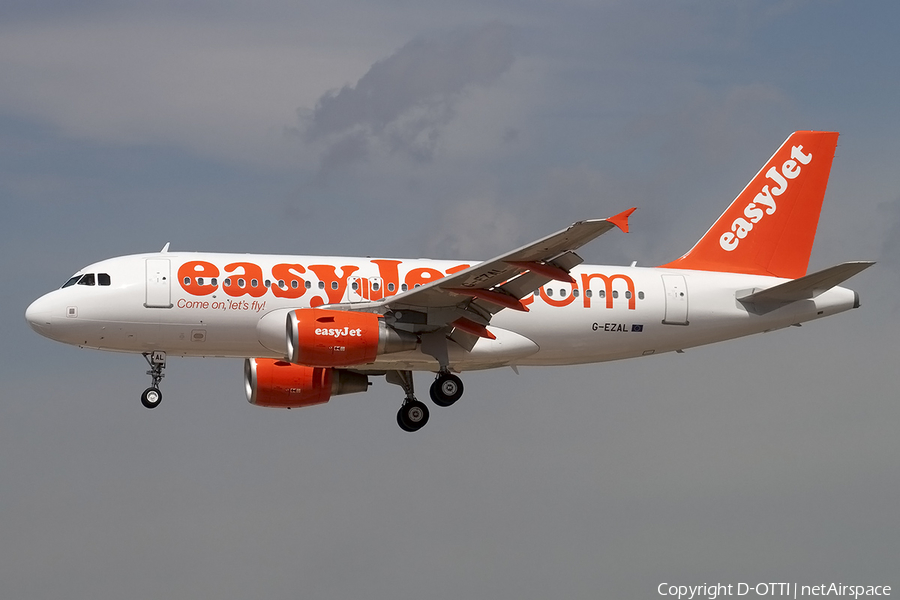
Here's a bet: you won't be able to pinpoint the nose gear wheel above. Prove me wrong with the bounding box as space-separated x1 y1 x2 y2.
141 386 162 409
141 351 167 409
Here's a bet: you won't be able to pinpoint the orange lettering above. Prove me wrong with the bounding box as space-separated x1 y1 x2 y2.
271 264 308 299
307 264 360 304
405 267 444 289
224 262 267 298
580 273 635 309
539 286 577 307
178 261 219 296
371 260 402 299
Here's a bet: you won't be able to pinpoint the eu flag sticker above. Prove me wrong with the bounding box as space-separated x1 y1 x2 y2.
631 324 644 332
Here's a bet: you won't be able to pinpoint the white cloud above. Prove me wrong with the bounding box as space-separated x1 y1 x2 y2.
298 23 517 173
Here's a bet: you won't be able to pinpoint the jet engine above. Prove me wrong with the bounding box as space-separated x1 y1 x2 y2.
244 358 369 408
286 308 416 367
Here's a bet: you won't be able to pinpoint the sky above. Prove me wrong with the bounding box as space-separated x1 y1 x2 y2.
2 1 899 598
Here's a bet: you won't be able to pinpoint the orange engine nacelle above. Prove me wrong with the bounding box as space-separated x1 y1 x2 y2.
244 358 369 408
286 308 416 367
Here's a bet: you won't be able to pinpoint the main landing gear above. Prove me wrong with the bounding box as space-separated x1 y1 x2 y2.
387 369 465 431
141 351 166 409
387 370 428 432
430 371 464 407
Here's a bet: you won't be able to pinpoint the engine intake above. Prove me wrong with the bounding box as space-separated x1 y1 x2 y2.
245 358 369 408
286 308 416 367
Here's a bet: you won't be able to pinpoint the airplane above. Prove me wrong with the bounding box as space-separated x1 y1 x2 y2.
25 131 873 431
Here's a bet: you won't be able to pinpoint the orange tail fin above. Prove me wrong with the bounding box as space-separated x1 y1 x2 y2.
661 131 839 279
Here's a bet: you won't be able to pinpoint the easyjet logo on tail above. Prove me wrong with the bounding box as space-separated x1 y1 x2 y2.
719 144 813 252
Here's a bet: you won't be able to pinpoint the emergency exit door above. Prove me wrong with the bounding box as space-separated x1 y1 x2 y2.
662 274 688 325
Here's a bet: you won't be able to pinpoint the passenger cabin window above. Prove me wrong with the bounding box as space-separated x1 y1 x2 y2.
318 281 325 290
98 273 111 286
77 273 96 286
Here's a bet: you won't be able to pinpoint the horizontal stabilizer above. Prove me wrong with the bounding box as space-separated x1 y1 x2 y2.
737 261 874 314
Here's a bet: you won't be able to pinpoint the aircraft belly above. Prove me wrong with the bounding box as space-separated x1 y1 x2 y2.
494 290 667 364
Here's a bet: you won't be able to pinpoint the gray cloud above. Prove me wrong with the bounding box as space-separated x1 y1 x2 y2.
300 23 515 171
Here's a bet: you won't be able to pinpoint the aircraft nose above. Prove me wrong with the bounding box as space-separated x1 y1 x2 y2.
25 294 55 336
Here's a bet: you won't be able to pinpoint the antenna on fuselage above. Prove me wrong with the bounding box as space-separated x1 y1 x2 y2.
160 242 170 253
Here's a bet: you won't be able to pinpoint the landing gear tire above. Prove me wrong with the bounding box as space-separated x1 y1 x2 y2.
397 400 429 432
141 387 162 409
397 410 413 432
430 373 464 407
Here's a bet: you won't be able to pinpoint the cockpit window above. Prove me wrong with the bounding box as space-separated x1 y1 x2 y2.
62 273 109 288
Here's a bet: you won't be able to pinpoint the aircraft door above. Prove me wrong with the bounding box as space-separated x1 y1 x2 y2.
145 259 173 308
661 274 688 325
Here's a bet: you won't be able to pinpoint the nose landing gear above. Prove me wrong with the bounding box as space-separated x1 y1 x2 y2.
141 351 166 409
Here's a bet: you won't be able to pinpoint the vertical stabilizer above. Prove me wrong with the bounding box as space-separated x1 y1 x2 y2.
661 131 839 279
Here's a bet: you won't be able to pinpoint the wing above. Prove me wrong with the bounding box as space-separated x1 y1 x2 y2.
342 208 635 349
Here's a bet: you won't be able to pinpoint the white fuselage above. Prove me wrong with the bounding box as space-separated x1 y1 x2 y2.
25 252 859 373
